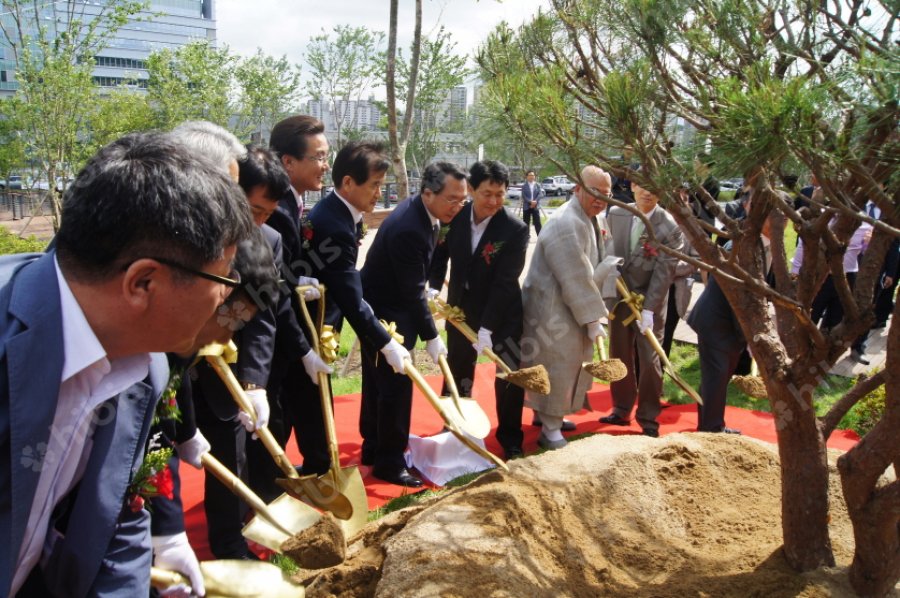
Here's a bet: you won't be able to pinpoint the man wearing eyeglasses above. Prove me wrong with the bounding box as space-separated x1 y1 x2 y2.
266 115 335 485
359 162 467 487
0 132 254 597
521 166 619 450
428 160 529 460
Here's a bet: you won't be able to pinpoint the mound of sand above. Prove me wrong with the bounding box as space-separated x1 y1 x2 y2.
301 433 895 597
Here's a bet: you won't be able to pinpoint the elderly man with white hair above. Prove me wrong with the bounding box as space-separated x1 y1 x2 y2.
520 165 619 450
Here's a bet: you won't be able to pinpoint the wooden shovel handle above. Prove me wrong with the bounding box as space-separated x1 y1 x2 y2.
596 338 608 361
206 355 299 479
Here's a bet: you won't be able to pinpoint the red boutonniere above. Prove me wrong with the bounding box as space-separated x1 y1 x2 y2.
642 241 659 258
301 217 314 250
128 447 174 512
600 228 608 239
481 241 505 265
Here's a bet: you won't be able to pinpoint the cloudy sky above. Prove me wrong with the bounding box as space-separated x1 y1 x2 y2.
215 0 551 96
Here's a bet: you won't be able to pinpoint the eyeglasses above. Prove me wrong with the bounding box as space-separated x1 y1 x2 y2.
441 196 468 208
151 256 242 289
302 154 330 164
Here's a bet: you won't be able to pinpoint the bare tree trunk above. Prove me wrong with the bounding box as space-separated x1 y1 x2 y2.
385 0 421 201
838 302 900 597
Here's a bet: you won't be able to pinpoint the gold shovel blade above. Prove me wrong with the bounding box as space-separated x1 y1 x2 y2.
200 560 304 597
242 493 323 553
275 474 354 520
435 395 491 439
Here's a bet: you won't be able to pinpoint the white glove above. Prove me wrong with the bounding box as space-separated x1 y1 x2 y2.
425 336 448 364
237 388 269 436
174 429 210 470
426 287 440 302
152 532 205 597
587 320 606 342
301 349 333 385
473 327 493 355
380 338 410 374
297 276 321 300
637 309 654 334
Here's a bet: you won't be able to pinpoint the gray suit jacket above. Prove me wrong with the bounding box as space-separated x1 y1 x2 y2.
607 205 684 315
0 252 167 597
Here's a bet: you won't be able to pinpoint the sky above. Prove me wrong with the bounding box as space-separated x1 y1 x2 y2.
214 0 551 98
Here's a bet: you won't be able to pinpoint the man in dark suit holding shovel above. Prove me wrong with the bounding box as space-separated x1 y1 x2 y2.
429 160 529 459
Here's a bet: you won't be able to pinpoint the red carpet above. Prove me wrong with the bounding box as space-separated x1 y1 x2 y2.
180 362 859 560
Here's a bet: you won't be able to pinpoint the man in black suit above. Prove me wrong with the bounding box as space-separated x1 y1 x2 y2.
266 115 333 483
360 162 468 486
520 169 544 235
302 140 410 371
428 160 529 459
686 216 774 434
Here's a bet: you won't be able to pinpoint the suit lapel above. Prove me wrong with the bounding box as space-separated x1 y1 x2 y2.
5 254 64 565
47 355 164 597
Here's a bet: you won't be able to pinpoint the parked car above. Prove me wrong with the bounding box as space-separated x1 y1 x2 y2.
506 184 522 200
720 178 743 190
541 175 576 196
5 174 23 190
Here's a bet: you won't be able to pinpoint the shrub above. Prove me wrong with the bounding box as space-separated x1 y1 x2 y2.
0 227 46 255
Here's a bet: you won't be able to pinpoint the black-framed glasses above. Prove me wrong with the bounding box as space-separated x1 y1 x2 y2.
151 256 242 288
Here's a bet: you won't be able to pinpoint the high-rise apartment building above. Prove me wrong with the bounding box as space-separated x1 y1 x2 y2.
0 0 216 97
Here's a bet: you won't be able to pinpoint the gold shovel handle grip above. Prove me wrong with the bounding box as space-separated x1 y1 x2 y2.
614 278 703 405
200 453 294 537
430 297 513 375
205 355 300 479
151 567 187 590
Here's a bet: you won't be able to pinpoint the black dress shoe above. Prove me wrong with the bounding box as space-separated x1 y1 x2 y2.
372 467 423 488
295 464 329 477
722 427 742 435
503 446 524 460
641 428 659 438
599 413 630 426
850 350 870 365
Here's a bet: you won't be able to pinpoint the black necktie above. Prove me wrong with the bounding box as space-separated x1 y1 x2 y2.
868 203 876 218
432 224 440 246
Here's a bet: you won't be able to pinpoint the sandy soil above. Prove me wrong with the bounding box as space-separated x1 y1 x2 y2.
298 433 899 597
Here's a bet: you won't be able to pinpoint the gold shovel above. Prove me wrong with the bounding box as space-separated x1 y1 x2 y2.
583 338 628 382
429 297 551 395
435 354 492 439
198 342 354 521
404 357 509 472
612 278 703 405
151 560 304 597
198 452 321 555
296 285 370 538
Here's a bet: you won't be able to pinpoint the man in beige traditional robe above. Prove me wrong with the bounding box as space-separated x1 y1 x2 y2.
520 166 619 449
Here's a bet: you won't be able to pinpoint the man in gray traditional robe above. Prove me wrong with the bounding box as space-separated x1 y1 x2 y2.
520 166 619 450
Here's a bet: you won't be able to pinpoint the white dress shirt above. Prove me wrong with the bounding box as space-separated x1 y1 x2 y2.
335 190 363 224
12 258 150 594
470 210 494 254
290 185 304 218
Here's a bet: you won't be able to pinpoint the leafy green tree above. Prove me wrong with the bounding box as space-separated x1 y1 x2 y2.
306 25 385 148
477 1 898 593
234 49 302 141
81 88 155 164
0 99 26 183
146 39 236 130
0 0 146 229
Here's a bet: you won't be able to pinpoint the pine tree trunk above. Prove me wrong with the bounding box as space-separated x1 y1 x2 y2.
839 303 900 597
771 389 836 570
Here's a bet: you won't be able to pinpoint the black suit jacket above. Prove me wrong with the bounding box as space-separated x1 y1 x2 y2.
686 274 745 353
361 195 438 347
265 192 311 373
429 205 528 340
303 192 392 352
